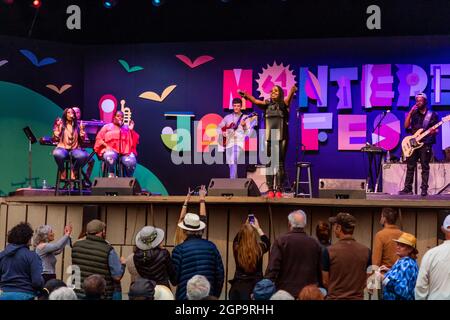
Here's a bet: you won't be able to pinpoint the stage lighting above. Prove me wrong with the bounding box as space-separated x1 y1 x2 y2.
152 0 165 7
103 0 117 9
31 0 41 8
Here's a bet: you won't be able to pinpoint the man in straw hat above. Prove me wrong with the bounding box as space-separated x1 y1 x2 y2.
415 213 450 300
379 232 419 300
171 213 224 300
71 219 126 300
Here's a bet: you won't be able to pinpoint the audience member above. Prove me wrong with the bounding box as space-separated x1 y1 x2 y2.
33 224 72 283
270 290 295 300
298 284 325 300
415 214 450 300
372 208 403 269
316 221 331 249
187 275 211 300
174 186 207 245
49 287 77 300
229 215 270 300
39 279 67 300
172 213 224 300
380 233 419 300
71 219 125 300
251 279 276 300
83 274 106 300
322 213 371 300
131 226 176 288
265 210 322 297
128 277 155 300
0 222 44 300
154 285 175 300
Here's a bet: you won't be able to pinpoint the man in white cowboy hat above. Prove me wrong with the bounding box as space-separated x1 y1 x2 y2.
171 213 224 300
129 226 176 289
415 214 450 300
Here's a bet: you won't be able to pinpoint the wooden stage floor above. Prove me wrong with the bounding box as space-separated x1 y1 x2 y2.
3 193 450 209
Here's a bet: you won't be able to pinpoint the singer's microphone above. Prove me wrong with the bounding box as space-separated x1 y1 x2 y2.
237 90 245 98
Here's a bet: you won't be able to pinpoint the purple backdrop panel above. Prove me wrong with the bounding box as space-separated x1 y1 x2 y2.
338 115 367 150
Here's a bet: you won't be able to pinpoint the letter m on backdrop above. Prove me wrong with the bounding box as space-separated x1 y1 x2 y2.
223 69 253 110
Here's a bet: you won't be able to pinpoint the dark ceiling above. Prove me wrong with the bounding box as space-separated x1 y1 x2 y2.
1 0 450 44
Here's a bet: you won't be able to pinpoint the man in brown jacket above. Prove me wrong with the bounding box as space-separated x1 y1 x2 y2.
265 210 322 297
322 212 371 300
372 207 403 269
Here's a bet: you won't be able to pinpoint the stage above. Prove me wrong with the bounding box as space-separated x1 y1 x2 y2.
1 194 448 299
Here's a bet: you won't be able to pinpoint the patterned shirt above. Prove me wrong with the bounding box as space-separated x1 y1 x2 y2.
383 256 418 300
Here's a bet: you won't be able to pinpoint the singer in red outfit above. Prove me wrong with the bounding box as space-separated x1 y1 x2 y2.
94 110 140 177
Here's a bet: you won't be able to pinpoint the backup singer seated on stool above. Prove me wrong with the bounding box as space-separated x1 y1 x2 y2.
399 93 439 197
52 107 89 180
94 110 140 178
239 85 297 198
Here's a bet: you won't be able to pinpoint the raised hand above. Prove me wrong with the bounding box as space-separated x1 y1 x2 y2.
129 120 135 131
64 224 73 236
199 185 207 198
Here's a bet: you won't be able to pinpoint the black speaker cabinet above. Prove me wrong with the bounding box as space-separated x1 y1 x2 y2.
207 178 261 197
318 178 366 199
91 177 141 196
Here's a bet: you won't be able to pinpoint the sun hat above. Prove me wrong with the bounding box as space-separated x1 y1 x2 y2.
135 226 165 250
393 232 418 254
177 213 206 231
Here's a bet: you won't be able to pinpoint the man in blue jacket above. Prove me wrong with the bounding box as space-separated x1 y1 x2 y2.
172 213 224 300
0 222 44 300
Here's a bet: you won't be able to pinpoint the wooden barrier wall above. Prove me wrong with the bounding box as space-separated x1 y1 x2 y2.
0 198 445 299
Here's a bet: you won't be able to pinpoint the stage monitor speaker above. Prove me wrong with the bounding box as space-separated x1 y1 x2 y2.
208 178 261 197
318 178 366 199
91 177 141 196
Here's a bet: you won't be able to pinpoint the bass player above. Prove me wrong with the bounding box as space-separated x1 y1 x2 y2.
399 93 439 196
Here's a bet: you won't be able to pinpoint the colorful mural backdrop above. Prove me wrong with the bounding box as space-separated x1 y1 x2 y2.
1 35 450 195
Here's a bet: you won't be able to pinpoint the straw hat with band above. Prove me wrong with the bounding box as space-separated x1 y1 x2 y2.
178 213 206 231
393 232 418 255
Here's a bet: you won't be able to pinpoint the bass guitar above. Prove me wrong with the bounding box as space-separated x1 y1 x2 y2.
401 114 450 158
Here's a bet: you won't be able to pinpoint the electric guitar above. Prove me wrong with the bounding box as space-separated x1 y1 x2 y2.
222 112 257 147
401 114 450 158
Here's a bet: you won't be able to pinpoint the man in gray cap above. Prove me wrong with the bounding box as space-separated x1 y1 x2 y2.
322 213 371 300
415 213 450 299
71 219 126 300
400 92 439 196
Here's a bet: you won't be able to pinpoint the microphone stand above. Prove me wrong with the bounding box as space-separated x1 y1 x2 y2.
368 110 389 193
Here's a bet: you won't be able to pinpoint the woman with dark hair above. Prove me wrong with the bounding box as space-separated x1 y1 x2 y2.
33 224 72 283
52 107 88 180
316 220 331 249
229 215 270 300
0 222 44 300
239 85 297 198
379 233 419 300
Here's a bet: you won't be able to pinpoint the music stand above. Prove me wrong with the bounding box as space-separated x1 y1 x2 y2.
23 126 37 188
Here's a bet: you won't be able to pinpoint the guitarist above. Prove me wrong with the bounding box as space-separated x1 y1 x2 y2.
399 93 439 196
217 97 256 179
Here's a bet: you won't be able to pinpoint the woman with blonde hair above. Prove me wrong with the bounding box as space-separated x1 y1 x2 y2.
33 224 72 283
229 215 270 300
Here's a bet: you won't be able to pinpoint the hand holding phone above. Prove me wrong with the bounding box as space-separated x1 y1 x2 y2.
248 214 255 225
